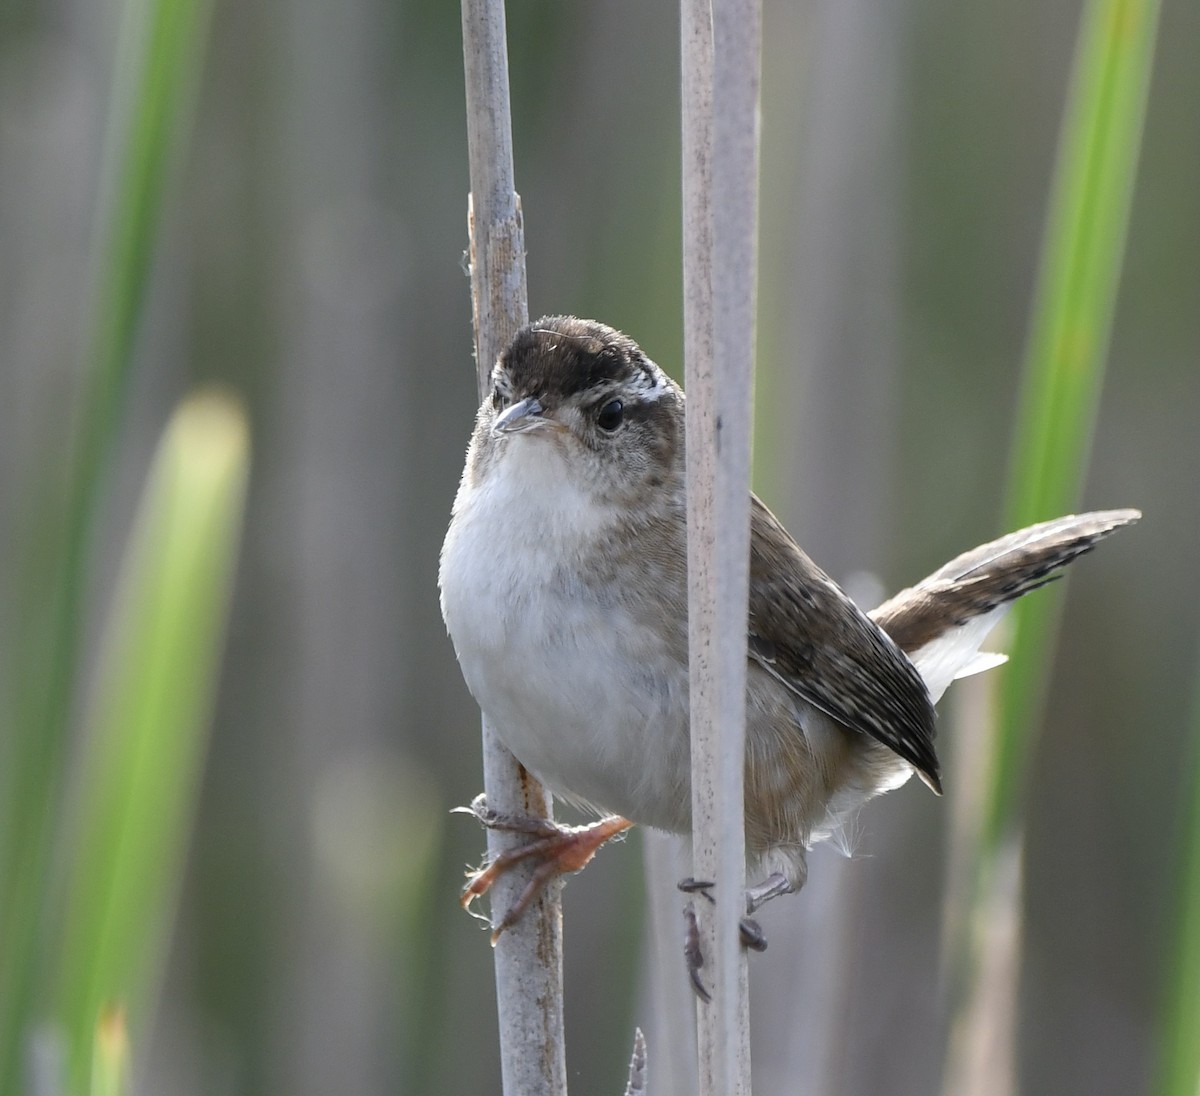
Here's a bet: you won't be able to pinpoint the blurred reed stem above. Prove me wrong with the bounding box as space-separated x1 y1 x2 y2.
56 393 248 1095
0 0 215 1086
1154 654 1200 1096
942 0 1160 1090
990 0 1161 845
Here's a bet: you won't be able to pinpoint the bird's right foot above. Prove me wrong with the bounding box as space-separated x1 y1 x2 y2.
456 794 633 943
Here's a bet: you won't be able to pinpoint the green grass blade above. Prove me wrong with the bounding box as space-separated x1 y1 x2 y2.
1155 663 1200 1096
0 0 215 1083
987 0 1160 849
55 393 249 1096
942 0 1159 1086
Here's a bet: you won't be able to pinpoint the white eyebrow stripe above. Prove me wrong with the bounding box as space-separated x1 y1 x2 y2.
630 365 670 402
490 368 515 398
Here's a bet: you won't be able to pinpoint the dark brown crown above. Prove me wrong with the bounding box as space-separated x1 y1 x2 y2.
499 316 665 405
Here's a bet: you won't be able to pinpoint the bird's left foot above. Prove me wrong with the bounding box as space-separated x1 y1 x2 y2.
457 794 633 943
679 878 771 949
678 878 772 1000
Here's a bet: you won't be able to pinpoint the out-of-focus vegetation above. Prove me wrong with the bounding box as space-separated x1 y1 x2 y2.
2 0 236 1089
941 1 1159 1090
0 0 1195 1093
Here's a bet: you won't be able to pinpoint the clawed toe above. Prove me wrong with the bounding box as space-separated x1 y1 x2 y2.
682 903 711 1002
453 792 562 839
739 917 768 952
678 877 716 900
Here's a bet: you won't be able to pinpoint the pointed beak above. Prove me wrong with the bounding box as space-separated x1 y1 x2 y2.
493 397 549 435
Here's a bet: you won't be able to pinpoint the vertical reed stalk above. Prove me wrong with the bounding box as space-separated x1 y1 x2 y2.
460 2 566 1092
681 0 761 1091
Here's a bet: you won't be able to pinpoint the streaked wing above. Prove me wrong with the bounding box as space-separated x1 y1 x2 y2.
746 496 941 793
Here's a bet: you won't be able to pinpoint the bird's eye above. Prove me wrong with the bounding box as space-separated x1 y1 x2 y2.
597 399 624 432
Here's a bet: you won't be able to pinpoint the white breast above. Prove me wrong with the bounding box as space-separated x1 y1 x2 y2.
438 436 692 832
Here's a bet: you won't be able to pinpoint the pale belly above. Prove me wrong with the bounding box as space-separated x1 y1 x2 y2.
439 439 693 832
451 592 693 833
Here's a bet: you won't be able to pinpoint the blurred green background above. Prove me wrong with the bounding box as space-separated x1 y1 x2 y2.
1 0 1196 1092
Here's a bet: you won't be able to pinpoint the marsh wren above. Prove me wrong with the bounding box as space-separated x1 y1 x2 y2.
439 315 1138 936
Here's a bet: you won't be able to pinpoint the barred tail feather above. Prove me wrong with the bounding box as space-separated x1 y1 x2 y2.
870 509 1140 703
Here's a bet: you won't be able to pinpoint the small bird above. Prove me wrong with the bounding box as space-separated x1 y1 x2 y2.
439 315 1139 940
